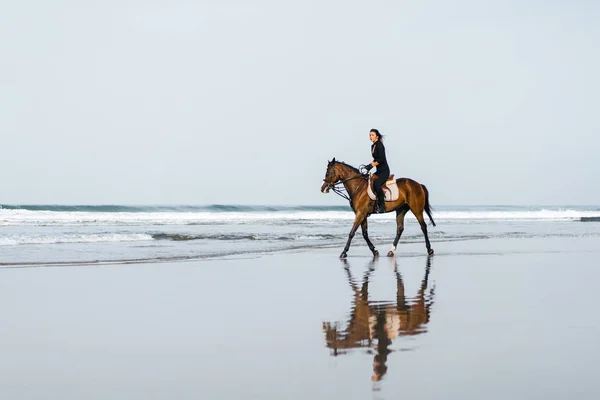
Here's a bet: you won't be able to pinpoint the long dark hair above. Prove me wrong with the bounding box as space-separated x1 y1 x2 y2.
370 129 384 141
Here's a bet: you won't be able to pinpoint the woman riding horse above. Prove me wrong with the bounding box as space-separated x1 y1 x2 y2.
363 129 389 213
320 158 435 258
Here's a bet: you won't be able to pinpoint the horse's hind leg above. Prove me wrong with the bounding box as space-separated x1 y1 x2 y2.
388 206 409 257
413 209 434 255
361 218 379 257
340 213 366 259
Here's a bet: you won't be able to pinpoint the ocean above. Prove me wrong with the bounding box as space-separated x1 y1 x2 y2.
3 204 600 399
1 204 599 267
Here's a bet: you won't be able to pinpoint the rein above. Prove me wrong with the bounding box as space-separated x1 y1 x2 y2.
325 174 366 202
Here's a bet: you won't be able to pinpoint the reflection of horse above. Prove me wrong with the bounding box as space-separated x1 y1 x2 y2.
322 256 435 382
320 159 435 258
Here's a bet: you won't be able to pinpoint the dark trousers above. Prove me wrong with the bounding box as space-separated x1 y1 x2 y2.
374 169 390 203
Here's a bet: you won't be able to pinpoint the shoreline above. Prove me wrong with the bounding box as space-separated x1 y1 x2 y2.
2 233 599 269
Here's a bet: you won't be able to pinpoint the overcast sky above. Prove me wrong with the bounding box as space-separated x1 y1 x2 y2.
1 0 598 205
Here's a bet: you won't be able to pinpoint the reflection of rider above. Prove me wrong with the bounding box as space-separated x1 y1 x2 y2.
323 256 434 384
372 311 392 381
364 129 390 213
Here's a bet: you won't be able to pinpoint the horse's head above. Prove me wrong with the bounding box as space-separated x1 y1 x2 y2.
320 158 340 193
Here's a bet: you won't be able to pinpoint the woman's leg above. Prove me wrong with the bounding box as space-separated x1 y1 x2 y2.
374 174 388 212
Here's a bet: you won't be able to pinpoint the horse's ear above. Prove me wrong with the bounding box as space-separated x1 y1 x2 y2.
331 157 336 163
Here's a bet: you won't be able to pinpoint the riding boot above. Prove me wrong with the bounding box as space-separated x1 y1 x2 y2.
377 196 386 214
372 200 380 214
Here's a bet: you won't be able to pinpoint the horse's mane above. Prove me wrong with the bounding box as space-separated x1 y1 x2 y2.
333 160 361 174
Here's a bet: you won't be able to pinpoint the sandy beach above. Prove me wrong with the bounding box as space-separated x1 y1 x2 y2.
1 235 599 399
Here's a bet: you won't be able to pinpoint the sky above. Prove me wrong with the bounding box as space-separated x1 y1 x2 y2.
1 0 599 206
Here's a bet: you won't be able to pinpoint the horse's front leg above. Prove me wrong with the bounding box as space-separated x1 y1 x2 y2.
340 213 366 259
361 218 379 258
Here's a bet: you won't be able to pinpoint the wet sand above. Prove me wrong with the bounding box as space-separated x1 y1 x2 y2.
1 236 599 399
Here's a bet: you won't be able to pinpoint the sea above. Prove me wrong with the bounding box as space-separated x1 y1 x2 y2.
1 204 600 267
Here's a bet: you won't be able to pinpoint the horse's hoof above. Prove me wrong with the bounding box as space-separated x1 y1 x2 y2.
387 251 394 257
373 250 379 258
339 252 347 259
428 249 434 255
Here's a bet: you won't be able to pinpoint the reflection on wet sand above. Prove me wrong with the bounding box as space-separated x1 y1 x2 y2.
323 256 435 382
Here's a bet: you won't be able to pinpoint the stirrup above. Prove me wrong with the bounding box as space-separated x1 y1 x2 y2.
373 201 385 214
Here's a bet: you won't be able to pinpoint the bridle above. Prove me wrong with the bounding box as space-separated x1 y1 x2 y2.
323 167 367 202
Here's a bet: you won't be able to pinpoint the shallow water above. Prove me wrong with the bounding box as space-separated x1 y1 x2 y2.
1 204 600 266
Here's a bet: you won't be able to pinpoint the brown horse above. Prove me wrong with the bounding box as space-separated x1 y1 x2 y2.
320 158 435 258
322 256 435 382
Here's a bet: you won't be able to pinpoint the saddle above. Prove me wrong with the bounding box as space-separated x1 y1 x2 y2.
367 174 399 202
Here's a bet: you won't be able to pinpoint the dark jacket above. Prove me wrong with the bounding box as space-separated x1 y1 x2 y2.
371 140 389 173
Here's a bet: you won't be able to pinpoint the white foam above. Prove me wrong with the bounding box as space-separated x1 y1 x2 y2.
1 208 598 227
434 209 599 221
0 233 153 246
0 210 357 226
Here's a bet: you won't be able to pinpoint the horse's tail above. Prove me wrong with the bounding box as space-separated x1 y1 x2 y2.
421 184 436 227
